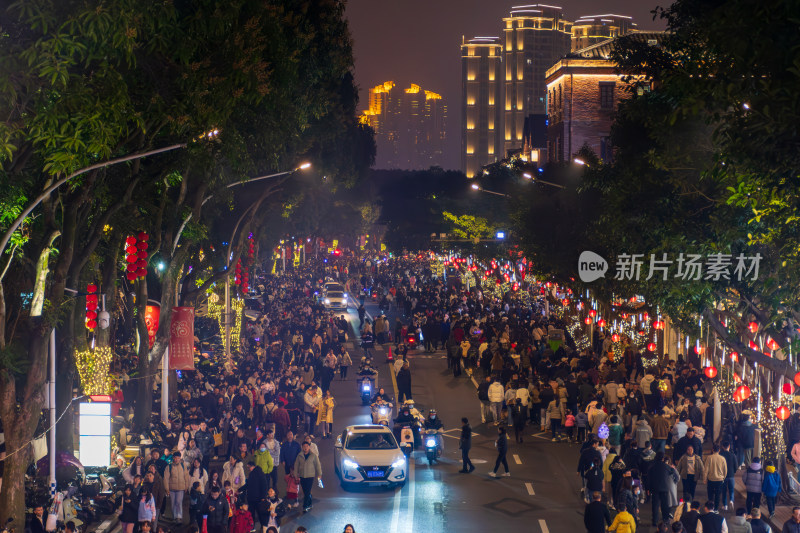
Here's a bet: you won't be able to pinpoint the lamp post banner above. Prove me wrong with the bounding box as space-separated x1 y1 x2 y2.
144 305 160 349
169 306 195 370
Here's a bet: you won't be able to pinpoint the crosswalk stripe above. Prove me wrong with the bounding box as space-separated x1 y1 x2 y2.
513 454 522 465
525 482 535 495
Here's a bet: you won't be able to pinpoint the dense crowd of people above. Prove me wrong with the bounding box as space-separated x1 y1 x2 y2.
103 251 800 533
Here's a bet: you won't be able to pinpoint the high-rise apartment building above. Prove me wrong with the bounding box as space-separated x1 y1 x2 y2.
461 36 503 178
502 4 572 155
571 14 637 51
360 81 446 169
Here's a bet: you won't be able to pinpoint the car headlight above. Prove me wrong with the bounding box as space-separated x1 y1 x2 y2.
343 458 359 470
426 438 437 447
391 458 406 469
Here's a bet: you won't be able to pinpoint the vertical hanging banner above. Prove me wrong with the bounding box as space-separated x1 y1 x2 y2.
144 304 160 349
169 306 195 370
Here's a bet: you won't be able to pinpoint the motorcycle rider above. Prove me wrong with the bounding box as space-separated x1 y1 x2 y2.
393 405 419 447
423 409 445 456
371 387 392 404
357 358 378 393
371 396 393 425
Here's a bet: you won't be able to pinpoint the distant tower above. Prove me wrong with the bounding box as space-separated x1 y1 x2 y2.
571 14 637 51
460 36 503 178
360 81 446 169
502 4 572 155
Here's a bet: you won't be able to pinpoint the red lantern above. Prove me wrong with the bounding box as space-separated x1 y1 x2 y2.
749 340 758 350
730 351 738 362
704 366 718 379
748 322 758 333
126 264 137 273
767 338 779 351
86 319 97 330
777 405 791 421
86 302 98 311
611 334 620 342
584 317 592 325
733 373 742 383
562 299 569 306
647 342 657 352
126 255 138 264
598 319 607 328
86 310 97 320
126 246 137 255
85 294 98 303
783 382 794 395
137 232 149 241
653 320 664 330
696 346 705 355
794 372 800 387
126 272 137 281
137 241 148 250
735 384 751 401
125 236 137 246
137 259 147 268
136 268 147 278
638 330 646 336
588 309 597 318
86 283 97 293
137 250 148 259
621 313 629 319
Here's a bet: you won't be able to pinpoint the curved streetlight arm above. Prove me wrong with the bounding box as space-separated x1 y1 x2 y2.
0 142 187 259
472 185 510 198
172 167 306 254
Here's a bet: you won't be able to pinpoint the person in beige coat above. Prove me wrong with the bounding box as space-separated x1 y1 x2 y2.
676 444 705 503
222 456 246 492
163 451 190 522
316 390 336 438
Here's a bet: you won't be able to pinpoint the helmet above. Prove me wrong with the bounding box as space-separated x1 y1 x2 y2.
429 409 437 415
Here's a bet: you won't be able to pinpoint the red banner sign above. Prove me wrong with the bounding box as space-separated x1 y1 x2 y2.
144 305 160 349
169 306 195 370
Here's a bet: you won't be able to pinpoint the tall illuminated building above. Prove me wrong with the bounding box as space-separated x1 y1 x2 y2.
460 36 503 178
360 81 446 169
502 4 572 155
571 14 637 51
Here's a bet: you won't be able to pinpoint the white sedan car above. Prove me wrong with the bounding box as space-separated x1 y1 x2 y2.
323 290 348 310
334 425 407 488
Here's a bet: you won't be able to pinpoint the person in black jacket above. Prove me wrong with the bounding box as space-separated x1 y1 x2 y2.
243 462 268 526
458 417 474 473
697 501 726 533
489 426 510 477
648 452 680 526
200 486 230 533
673 427 702 462
584 491 612 533
118 484 139 531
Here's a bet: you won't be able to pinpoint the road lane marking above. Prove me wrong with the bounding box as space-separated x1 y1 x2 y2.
389 482 401 533
407 457 416 530
513 454 522 465
526 482 535 495
539 519 550 533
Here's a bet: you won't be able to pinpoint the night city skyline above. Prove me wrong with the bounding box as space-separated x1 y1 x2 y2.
346 0 664 170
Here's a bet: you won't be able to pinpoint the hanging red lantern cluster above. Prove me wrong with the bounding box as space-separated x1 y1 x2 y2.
597 319 607 328
85 283 98 330
653 320 664 330
730 351 739 362
584 317 592 325
234 258 243 286
588 309 597 318
782 382 794 395
776 405 791 421
123 232 149 281
766 338 779 351
748 321 759 333
704 366 718 379
562 299 569 306
611 333 620 343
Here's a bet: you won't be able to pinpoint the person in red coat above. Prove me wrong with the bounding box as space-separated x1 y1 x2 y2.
230 502 254 533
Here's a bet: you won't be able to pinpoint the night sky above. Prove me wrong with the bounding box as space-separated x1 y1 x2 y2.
345 0 666 170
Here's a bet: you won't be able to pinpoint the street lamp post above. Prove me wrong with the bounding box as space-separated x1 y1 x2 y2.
470 183 510 197
521 172 566 190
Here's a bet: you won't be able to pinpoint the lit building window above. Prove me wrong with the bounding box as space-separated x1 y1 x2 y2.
467 100 475 106
489 73 495 81
599 82 615 109
466 147 474 154
516 134 522 140
467 73 476 81
467 123 475 130
488 145 494 155
488 98 494 106
488 122 494 130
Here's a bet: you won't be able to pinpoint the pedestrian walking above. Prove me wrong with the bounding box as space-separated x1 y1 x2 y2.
584 491 612 533
163 451 190 523
316 389 335 438
458 417 475 473
762 459 782 519
703 444 728 511
200 486 230 533
489 426 510 477
396 362 413 402
743 457 765 513
293 441 323 513
677 445 704 502
338 350 352 380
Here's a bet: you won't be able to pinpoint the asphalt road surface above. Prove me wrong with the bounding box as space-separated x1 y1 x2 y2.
279 298 590 533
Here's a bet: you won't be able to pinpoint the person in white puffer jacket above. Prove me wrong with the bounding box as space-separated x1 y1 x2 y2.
488 380 504 425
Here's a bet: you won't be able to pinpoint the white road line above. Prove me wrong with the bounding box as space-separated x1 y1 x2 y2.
513 454 522 465
539 519 550 533
407 457 416 530
525 482 535 495
389 481 402 533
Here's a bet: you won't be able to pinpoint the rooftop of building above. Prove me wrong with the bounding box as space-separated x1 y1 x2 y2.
506 3 567 18
569 31 666 59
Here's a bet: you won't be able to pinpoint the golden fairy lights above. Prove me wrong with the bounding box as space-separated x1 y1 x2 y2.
76 346 114 395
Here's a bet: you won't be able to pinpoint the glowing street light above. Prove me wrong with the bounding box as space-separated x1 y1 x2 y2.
521 172 565 189
470 183 509 197
573 158 586 166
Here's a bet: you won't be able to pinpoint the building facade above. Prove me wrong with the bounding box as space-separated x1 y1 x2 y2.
361 82 447 169
461 36 503 178
502 4 572 156
545 33 662 163
571 14 637 51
